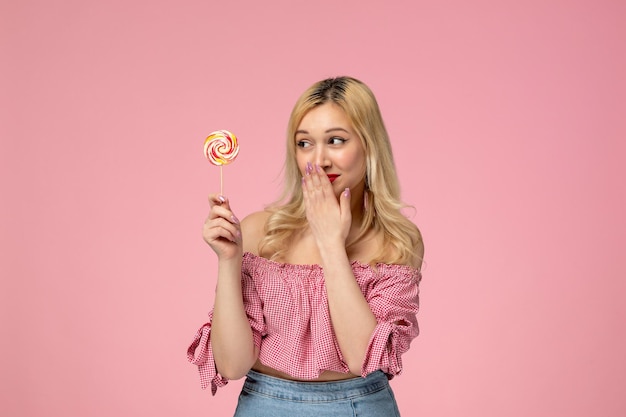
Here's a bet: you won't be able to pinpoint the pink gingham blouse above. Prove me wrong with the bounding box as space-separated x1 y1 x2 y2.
187 252 421 395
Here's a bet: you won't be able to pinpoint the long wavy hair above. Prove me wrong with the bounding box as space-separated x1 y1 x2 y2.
259 76 422 267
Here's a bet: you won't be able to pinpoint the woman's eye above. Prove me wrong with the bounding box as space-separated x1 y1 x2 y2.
329 137 346 145
296 140 311 148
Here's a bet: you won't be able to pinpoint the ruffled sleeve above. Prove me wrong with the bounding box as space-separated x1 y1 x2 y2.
186 312 228 395
360 266 421 378
186 263 265 395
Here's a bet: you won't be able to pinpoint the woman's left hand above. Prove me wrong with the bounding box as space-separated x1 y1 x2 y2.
302 162 352 247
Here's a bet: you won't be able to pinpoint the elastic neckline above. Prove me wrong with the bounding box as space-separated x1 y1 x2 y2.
242 251 419 274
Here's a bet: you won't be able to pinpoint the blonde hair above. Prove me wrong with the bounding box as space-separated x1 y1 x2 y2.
259 76 422 267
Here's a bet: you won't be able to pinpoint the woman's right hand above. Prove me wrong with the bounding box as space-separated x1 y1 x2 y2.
202 194 242 261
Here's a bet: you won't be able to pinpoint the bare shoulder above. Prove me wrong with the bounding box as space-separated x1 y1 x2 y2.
375 225 424 270
241 210 271 255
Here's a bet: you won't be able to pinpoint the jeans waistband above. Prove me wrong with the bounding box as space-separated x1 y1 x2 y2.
242 370 389 402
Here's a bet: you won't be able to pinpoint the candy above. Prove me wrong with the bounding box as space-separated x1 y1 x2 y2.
203 130 239 166
203 130 240 195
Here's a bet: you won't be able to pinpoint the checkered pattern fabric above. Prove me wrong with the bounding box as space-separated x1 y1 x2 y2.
187 252 421 395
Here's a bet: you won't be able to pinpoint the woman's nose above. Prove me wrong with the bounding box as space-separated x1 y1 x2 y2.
314 148 331 168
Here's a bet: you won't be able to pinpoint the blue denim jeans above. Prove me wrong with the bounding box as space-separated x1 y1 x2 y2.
233 370 401 417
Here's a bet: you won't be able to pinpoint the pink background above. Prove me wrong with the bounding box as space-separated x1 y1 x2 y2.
2 0 625 416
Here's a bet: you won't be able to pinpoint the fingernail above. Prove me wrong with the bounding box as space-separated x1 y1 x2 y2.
315 164 321 173
344 188 350 197
231 215 239 224
218 195 226 203
306 161 312 175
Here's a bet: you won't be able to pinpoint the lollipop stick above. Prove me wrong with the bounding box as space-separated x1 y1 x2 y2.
220 165 223 196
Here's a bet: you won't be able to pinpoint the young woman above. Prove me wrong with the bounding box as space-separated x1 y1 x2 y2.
188 76 424 416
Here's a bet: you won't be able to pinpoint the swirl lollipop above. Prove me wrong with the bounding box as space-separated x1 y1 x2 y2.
203 130 239 195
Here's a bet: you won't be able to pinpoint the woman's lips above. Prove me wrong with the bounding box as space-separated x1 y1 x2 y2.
327 174 339 183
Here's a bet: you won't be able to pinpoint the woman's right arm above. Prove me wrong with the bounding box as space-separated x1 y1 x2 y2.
202 195 259 380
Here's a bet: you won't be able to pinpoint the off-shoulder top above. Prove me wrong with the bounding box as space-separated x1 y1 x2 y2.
187 252 421 395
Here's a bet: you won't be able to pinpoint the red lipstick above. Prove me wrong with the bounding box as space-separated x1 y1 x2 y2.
327 174 339 183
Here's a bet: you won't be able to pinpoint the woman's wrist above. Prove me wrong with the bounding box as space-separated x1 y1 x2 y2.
318 240 350 266
217 255 243 275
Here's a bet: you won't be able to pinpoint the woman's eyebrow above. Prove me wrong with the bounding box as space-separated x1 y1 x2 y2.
325 127 350 134
295 127 350 135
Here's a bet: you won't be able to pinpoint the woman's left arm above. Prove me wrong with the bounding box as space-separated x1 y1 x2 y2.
319 244 378 375
302 164 377 375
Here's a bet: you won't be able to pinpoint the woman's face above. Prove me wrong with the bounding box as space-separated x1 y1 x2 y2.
295 102 367 197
